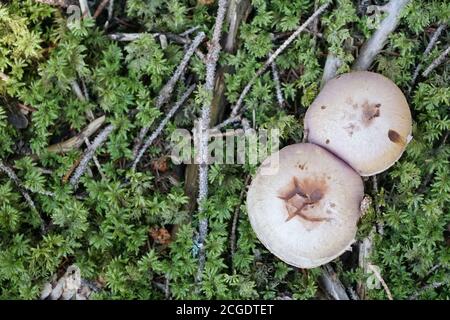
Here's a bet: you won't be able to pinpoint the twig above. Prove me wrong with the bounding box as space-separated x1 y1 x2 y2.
195 0 230 286
318 264 350 300
93 0 110 19
132 85 196 170
212 115 242 131
180 26 201 37
270 57 284 108
226 1 331 121
410 24 447 88
0 160 47 232
422 45 450 78
230 175 251 267
132 33 205 156
34 0 75 7
84 137 105 180
367 264 393 300
69 124 115 188
353 0 410 70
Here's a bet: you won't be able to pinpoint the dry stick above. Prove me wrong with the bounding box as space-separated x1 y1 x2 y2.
353 0 410 70
410 24 447 88
69 124 114 188
367 264 393 300
93 0 110 19
132 32 205 157
195 0 230 286
132 85 196 170
271 58 284 108
422 45 450 78
225 1 331 123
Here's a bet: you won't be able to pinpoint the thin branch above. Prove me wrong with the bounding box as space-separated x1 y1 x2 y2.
34 0 75 7
353 0 410 71
0 160 47 232
367 264 393 300
196 0 230 286
69 124 115 188
227 1 331 120
410 24 447 87
422 45 450 78
132 32 205 156
180 26 201 37
271 58 284 108
93 0 110 19
132 85 196 170
84 137 105 180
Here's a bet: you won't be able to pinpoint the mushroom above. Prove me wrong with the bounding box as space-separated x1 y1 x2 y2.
247 143 364 268
304 71 412 176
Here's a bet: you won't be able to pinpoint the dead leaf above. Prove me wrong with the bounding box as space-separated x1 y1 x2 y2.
150 227 171 245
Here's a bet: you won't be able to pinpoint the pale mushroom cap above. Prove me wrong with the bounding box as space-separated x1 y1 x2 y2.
247 143 364 268
305 71 412 176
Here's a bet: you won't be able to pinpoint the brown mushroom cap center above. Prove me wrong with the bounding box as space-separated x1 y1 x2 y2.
278 176 330 225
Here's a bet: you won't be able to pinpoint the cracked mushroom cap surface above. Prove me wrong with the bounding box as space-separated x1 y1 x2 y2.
247 143 364 268
305 71 412 176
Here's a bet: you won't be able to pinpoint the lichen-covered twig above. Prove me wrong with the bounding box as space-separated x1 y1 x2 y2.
84 137 105 180
422 45 450 78
271 58 284 108
195 0 230 286
108 32 206 61
132 84 196 170
224 1 331 122
353 0 410 70
34 0 76 7
132 32 205 156
69 124 115 188
410 24 447 88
